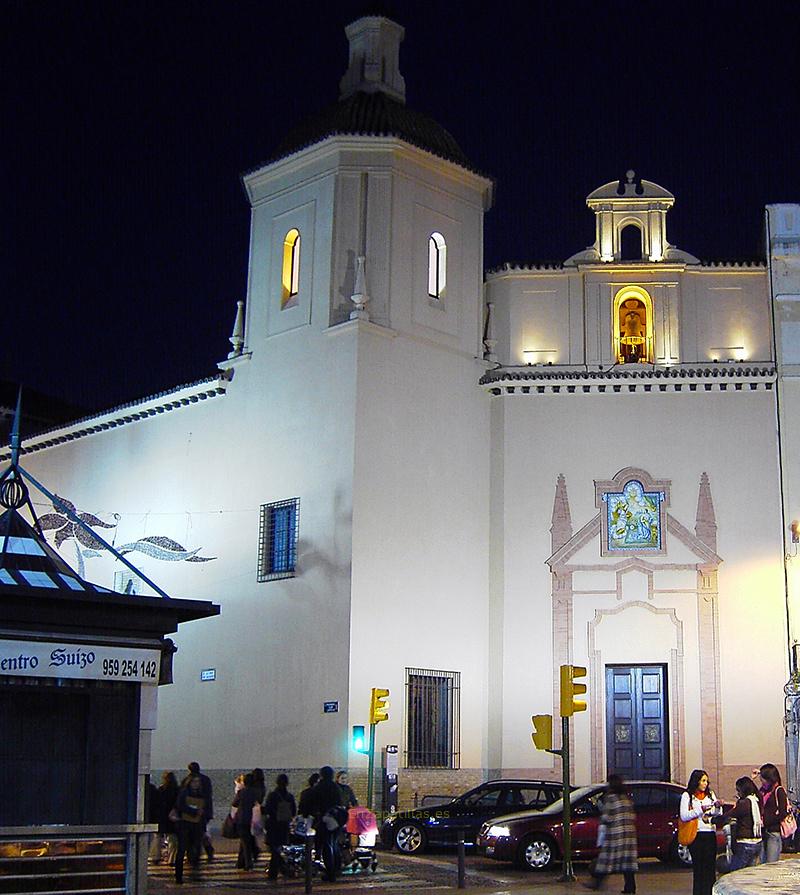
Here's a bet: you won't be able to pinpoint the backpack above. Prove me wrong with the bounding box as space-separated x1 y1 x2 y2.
275 796 293 824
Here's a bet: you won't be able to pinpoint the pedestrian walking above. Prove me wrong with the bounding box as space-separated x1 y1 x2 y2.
264 773 296 880
680 769 722 895
757 763 790 863
232 772 260 871
297 773 319 820
174 774 207 884
582 774 637 893
147 779 161 863
308 765 346 882
183 762 215 862
157 771 179 864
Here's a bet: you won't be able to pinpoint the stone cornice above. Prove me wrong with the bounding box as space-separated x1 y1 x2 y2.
480 364 776 395
0 374 230 460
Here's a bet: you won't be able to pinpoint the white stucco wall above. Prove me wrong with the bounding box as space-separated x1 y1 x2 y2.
493 388 787 784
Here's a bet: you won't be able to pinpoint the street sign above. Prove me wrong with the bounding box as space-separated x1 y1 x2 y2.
323 700 339 713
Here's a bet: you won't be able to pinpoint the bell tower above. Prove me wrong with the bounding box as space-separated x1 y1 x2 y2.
566 171 699 265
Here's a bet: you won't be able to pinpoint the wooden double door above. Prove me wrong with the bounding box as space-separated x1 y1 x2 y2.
605 664 670 781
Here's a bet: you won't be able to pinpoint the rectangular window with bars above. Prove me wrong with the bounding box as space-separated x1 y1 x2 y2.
405 668 460 769
258 498 299 581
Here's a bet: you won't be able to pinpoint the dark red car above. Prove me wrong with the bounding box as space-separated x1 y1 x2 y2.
478 781 727 871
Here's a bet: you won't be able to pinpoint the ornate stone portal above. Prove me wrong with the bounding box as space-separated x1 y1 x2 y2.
547 467 723 784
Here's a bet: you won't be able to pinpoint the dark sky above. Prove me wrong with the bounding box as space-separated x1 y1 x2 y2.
4 1 800 411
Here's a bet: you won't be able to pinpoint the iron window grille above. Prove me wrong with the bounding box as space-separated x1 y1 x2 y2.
405 667 460 769
258 498 299 581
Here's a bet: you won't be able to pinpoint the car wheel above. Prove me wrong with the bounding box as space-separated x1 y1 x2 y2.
516 834 557 871
395 823 427 854
669 836 693 867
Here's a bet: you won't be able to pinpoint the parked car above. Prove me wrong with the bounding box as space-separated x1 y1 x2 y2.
381 779 566 854
478 781 729 871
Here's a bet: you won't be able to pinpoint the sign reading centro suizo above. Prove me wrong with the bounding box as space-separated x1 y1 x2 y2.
0 639 160 684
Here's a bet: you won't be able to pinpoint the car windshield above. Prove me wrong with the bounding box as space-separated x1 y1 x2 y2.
536 785 603 816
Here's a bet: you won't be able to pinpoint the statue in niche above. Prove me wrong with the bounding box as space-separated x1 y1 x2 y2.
619 298 648 363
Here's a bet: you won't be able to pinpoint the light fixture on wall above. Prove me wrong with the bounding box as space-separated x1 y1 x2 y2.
788 521 800 561
709 346 746 362
522 348 558 365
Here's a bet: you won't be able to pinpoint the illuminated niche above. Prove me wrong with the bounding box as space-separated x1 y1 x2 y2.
281 228 301 309
613 285 653 363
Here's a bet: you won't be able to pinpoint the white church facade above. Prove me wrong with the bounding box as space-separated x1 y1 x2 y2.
9 16 800 805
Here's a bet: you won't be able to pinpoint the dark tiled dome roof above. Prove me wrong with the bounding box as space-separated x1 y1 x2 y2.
256 90 474 173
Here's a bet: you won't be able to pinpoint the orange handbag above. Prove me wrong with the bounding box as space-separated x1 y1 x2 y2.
678 817 698 846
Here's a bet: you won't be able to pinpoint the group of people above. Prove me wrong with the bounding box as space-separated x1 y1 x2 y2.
680 764 792 895
149 762 358 883
227 765 358 882
147 762 215 884
584 763 794 895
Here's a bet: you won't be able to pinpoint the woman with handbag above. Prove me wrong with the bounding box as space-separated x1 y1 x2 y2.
680 769 721 895
758 763 791 862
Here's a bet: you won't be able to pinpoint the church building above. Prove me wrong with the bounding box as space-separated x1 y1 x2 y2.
8 15 800 806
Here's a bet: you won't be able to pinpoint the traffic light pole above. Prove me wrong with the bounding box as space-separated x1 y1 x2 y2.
558 715 575 882
366 722 376 810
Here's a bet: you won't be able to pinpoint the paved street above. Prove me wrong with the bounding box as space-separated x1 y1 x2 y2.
148 841 698 894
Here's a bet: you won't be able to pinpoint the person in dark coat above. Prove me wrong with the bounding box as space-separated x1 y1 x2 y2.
174 775 207 884
232 772 260 871
184 762 215 862
264 774 296 880
336 771 358 808
297 773 319 818
158 772 179 864
147 780 161 862
583 775 637 893
308 766 345 882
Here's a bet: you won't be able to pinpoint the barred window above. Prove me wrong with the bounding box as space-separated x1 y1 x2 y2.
258 498 299 581
405 668 460 768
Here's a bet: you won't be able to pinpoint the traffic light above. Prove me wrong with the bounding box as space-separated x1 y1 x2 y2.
352 725 368 753
369 687 390 724
560 664 588 717
531 714 553 751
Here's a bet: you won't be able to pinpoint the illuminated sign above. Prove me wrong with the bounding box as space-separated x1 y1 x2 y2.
0 639 160 684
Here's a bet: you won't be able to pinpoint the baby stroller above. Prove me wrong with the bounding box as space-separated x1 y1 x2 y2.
340 806 379 874
279 808 379 878
279 815 321 878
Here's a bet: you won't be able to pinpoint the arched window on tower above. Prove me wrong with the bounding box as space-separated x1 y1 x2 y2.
619 224 643 261
281 228 301 309
428 232 447 299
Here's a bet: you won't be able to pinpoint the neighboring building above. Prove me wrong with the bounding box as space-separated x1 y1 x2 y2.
7 16 800 804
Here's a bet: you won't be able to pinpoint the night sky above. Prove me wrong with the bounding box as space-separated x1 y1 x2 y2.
4 2 800 412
